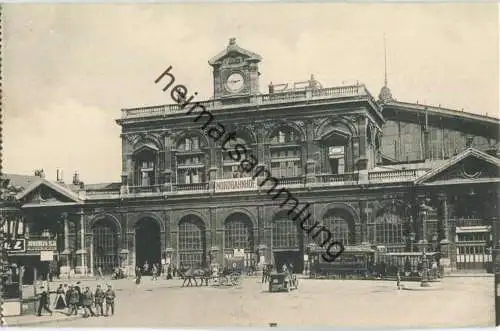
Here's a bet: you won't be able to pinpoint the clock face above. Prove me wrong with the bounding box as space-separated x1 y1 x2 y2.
225 73 245 93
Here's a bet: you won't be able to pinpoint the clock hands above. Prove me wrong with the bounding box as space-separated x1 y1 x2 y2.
229 79 242 84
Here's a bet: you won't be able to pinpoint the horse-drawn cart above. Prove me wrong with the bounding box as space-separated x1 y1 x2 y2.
268 272 299 292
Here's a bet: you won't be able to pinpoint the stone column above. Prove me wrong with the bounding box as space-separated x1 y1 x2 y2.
356 117 369 183
359 200 369 244
437 193 452 275
75 209 87 275
305 120 317 184
60 213 71 277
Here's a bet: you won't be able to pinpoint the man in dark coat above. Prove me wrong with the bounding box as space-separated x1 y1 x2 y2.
68 285 80 315
94 284 105 316
82 286 96 317
105 284 116 316
37 287 53 316
74 281 83 309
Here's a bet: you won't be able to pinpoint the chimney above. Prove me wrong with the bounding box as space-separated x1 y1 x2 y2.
56 169 65 183
73 171 80 185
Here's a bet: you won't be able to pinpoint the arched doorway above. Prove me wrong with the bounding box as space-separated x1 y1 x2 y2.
321 208 355 246
135 218 161 272
224 213 255 269
272 210 304 273
178 215 207 268
92 218 119 275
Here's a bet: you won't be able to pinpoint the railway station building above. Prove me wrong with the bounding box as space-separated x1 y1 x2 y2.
2 38 499 278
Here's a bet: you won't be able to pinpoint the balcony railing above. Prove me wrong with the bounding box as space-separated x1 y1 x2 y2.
316 173 359 185
121 84 371 119
173 182 209 192
452 218 489 228
368 169 429 183
84 167 431 199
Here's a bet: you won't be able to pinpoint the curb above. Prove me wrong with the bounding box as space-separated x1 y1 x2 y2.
6 314 81 327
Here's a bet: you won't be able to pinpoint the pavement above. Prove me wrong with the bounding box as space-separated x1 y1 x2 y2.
4 275 494 328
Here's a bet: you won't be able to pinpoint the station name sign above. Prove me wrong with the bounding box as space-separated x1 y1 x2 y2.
27 240 57 251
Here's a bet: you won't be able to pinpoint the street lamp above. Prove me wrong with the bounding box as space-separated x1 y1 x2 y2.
410 232 416 252
432 233 438 252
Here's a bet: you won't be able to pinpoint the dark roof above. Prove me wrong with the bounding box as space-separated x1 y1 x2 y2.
384 100 500 125
3 173 40 191
84 182 121 191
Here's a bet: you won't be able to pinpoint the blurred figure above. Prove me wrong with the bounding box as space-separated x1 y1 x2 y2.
94 284 105 316
37 287 53 317
105 284 116 316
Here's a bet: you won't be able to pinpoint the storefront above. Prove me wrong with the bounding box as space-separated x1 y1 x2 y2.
7 237 58 284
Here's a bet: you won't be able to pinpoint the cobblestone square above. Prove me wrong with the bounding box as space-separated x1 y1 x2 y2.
8 276 494 328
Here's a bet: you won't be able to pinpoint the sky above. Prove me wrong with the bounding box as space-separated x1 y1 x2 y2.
3 3 499 184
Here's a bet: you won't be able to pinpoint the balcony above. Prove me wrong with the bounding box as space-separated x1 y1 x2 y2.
83 167 431 199
173 182 210 193
315 173 359 186
368 168 429 183
121 84 373 119
453 218 489 228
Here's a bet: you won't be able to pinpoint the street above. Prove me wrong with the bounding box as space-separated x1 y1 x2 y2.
7 276 494 328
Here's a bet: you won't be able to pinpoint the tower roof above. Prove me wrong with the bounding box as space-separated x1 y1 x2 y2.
208 38 262 66
378 33 394 104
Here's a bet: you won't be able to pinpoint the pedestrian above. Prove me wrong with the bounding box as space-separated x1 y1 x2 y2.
167 264 173 280
68 285 80 315
74 281 83 310
135 266 142 285
65 285 73 314
82 287 96 317
94 284 105 317
397 270 401 290
152 264 158 280
54 284 66 309
97 266 103 280
37 287 53 317
105 284 116 316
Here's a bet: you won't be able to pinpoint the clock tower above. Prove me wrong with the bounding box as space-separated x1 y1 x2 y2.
209 38 262 102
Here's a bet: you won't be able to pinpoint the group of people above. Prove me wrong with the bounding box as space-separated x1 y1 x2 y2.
37 281 116 318
134 261 174 284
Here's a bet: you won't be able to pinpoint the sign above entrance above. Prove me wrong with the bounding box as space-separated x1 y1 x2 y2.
27 240 57 252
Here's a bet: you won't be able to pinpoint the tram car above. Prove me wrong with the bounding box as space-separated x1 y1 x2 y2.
309 245 376 279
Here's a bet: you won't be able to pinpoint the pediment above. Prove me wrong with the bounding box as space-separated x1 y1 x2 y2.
16 179 81 207
415 148 500 185
208 38 262 66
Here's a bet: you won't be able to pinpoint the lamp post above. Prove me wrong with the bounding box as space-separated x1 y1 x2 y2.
410 232 416 253
432 233 438 252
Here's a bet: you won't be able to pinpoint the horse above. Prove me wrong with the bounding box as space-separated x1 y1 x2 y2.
179 266 211 287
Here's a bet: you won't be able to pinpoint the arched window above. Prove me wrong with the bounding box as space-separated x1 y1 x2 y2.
92 219 119 275
272 215 300 249
178 216 206 267
374 212 404 244
322 215 351 246
224 214 253 251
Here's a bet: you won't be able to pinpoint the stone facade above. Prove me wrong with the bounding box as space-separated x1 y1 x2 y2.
2 39 500 278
